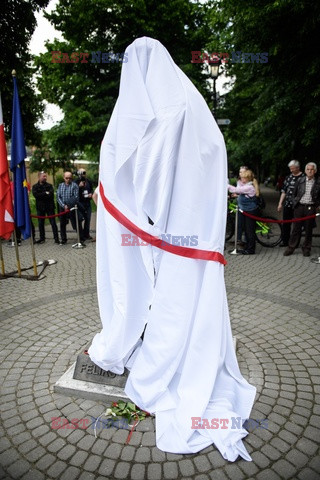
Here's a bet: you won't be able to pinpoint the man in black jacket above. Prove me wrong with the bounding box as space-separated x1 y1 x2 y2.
284 162 320 257
32 172 60 244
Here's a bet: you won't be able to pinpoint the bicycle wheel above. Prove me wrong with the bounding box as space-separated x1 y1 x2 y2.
255 215 282 247
225 212 235 242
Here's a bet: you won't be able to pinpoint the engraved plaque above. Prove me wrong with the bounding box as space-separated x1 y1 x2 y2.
73 353 128 387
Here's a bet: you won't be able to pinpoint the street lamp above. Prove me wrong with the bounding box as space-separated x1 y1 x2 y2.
209 57 221 118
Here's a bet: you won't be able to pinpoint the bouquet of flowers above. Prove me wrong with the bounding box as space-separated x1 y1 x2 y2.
106 401 150 425
94 401 152 443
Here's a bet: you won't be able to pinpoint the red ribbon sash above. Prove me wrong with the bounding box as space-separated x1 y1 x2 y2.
99 182 226 265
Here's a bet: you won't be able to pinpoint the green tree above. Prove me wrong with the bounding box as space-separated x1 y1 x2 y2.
30 141 73 185
0 0 49 143
208 0 320 179
34 0 214 161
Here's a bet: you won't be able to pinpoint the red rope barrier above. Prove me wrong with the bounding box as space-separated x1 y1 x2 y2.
240 209 319 223
31 210 70 219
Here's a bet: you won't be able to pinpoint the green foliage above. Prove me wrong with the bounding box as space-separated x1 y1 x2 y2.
107 401 150 423
28 193 37 215
209 0 320 178
54 174 64 189
34 0 214 159
29 129 74 184
0 0 49 144
85 163 99 186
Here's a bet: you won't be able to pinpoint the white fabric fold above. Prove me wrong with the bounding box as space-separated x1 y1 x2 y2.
89 36 256 461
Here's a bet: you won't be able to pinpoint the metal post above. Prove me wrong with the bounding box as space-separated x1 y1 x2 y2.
213 78 217 118
13 229 22 276
0 239 5 276
72 205 85 249
29 235 38 276
229 206 239 255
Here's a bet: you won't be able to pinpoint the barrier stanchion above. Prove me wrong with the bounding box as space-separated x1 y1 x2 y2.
71 205 86 249
13 229 22 277
229 205 239 255
311 212 320 264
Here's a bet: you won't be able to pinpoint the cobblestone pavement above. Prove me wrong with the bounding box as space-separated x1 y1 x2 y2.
1 187 320 480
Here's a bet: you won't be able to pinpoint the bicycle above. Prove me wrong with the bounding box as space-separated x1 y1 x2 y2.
225 198 282 247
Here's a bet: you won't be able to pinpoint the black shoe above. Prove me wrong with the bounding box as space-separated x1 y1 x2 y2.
35 239 45 244
283 248 294 256
59 239 67 245
238 249 255 255
85 235 93 240
303 251 310 257
279 242 288 247
54 239 60 244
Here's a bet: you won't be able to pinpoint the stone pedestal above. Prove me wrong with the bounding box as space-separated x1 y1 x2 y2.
55 338 237 402
54 348 129 402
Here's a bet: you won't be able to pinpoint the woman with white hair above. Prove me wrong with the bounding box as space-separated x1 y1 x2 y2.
277 160 303 246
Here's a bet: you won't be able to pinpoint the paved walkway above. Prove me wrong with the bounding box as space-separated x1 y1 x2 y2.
0 186 319 480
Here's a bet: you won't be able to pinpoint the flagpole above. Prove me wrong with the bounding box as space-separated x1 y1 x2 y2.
0 239 5 275
29 235 38 276
13 229 22 277
0 91 15 263
11 70 37 277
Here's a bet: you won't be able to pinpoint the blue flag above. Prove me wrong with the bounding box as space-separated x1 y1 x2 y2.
10 76 31 239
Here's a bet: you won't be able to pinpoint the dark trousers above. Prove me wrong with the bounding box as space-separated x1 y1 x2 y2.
15 226 21 242
80 202 92 238
288 204 316 252
281 206 294 245
237 210 246 242
243 208 258 253
59 208 84 242
37 209 59 241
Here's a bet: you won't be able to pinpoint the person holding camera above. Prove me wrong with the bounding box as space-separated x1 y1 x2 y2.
76 168 93 240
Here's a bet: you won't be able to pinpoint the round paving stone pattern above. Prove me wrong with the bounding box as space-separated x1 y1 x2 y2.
1 226 320 479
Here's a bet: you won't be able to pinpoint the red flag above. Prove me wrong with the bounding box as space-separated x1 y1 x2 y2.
0 94 14 240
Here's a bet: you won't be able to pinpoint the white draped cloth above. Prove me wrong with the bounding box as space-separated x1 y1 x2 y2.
88 37 256 461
